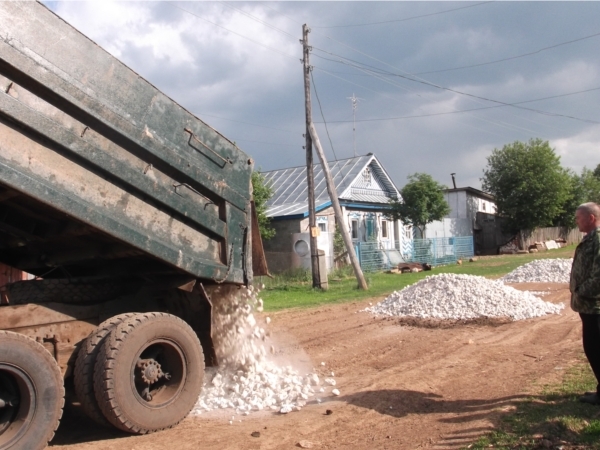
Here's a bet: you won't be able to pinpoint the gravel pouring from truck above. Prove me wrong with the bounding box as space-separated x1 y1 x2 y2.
0 2 268 448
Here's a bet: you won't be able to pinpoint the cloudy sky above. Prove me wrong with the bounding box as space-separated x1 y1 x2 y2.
43 1 600 190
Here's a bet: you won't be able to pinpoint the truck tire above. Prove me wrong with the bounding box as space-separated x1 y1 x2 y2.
73 313 136 426
93 313 204 434
0 331 64 450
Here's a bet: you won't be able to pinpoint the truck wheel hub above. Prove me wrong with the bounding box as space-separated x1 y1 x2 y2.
137 359 163 385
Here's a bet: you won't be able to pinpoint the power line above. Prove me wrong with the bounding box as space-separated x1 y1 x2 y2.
308 23 600 129
311 47 600 125
414 30 600 75
198 113 296 133
314 87 600 123
313 66 538 138
259 2 303 26
310 71 338 161
313 64 543 136
219 1 297 40
230 138 300 148
172 3 297 61
312 2 493 28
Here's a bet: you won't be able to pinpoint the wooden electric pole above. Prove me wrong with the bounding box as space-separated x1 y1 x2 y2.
309 122 368 290
302 24 321 289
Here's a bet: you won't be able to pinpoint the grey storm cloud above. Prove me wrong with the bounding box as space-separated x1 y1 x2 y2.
45 1 600 190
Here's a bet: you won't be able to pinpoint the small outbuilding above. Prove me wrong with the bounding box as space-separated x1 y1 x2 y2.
424 186 510 255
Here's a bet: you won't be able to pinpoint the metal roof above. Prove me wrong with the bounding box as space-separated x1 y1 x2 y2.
262 154 400 218
443 187 495 202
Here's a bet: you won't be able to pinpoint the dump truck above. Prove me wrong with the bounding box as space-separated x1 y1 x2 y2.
0 2 268 448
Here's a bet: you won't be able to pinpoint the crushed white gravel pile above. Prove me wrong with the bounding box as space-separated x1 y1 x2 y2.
501 258 573 283
190 285 335 417
365 273 563 321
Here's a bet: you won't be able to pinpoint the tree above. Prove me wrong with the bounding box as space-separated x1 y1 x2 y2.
333 223 345 257
582 167 600 203
553 167 600 228
251 171 276 240
552 169 584 229
481 138 571 235
387 173 450 239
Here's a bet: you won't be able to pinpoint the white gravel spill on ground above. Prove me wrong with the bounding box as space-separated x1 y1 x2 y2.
365 273 564 321
501 258 573 283
190 285 334 417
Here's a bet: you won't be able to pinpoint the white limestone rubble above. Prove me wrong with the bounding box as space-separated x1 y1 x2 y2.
190 285 336 416
365 273 563 321
501 258 573 283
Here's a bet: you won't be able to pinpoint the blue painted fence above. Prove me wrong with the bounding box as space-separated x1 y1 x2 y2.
354 236 474 273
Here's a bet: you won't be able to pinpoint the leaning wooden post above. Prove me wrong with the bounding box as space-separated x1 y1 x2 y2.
308 122 368 290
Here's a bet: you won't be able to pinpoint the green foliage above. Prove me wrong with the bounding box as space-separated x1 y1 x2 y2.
553 169 584 228
387 173 450 238
333 224 345 256
580 167 600 204
329 264 354 280
481 138 572 235
555 168 600 227
251 171 276 240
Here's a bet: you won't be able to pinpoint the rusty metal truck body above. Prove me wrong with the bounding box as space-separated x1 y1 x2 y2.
0 2 267 448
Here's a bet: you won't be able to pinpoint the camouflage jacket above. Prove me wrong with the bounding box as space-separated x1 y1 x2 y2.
571 227 600 313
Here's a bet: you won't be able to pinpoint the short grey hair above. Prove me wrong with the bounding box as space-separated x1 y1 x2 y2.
577 202 600 218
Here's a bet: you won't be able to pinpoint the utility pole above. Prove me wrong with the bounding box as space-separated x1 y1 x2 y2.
302 24 321 289
309 122 368 290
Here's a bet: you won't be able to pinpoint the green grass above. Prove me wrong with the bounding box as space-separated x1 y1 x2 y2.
258 245 575 311
467 362 600 449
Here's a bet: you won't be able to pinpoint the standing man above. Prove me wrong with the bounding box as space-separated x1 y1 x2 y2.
571 202 600 404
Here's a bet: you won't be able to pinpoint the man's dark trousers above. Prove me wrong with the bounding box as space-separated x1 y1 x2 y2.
581 313 600 394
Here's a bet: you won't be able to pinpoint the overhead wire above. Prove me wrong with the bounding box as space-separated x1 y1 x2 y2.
313 58 548 136
311 46 599 125
414 30 600 75
180 1 556 139
172 3 297 61
312 65 515 140
310 37 558 134
199 113 296 134
310 70 338 161
230 139 300 148
314 86 600 123
219 1 297 40
308 16 600 130
312 1 493 28
172 2 598 150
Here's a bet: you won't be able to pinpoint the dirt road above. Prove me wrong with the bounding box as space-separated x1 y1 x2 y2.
50 283 582 450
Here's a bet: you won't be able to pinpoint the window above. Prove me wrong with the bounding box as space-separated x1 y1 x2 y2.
366 218 375 240
351 219 358 239
362 168 372 185
318 222 327 233
404 225 412 240
381 220 388 238
482 202 487 211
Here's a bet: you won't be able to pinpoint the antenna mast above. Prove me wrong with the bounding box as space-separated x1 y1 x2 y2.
347 93 361 157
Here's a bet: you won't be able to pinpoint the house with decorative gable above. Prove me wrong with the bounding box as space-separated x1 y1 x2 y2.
261 153 409 273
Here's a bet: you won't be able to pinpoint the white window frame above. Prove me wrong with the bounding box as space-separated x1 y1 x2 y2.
381 219 388 239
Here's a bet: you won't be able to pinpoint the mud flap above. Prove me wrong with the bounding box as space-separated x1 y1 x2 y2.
250 201 270 277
